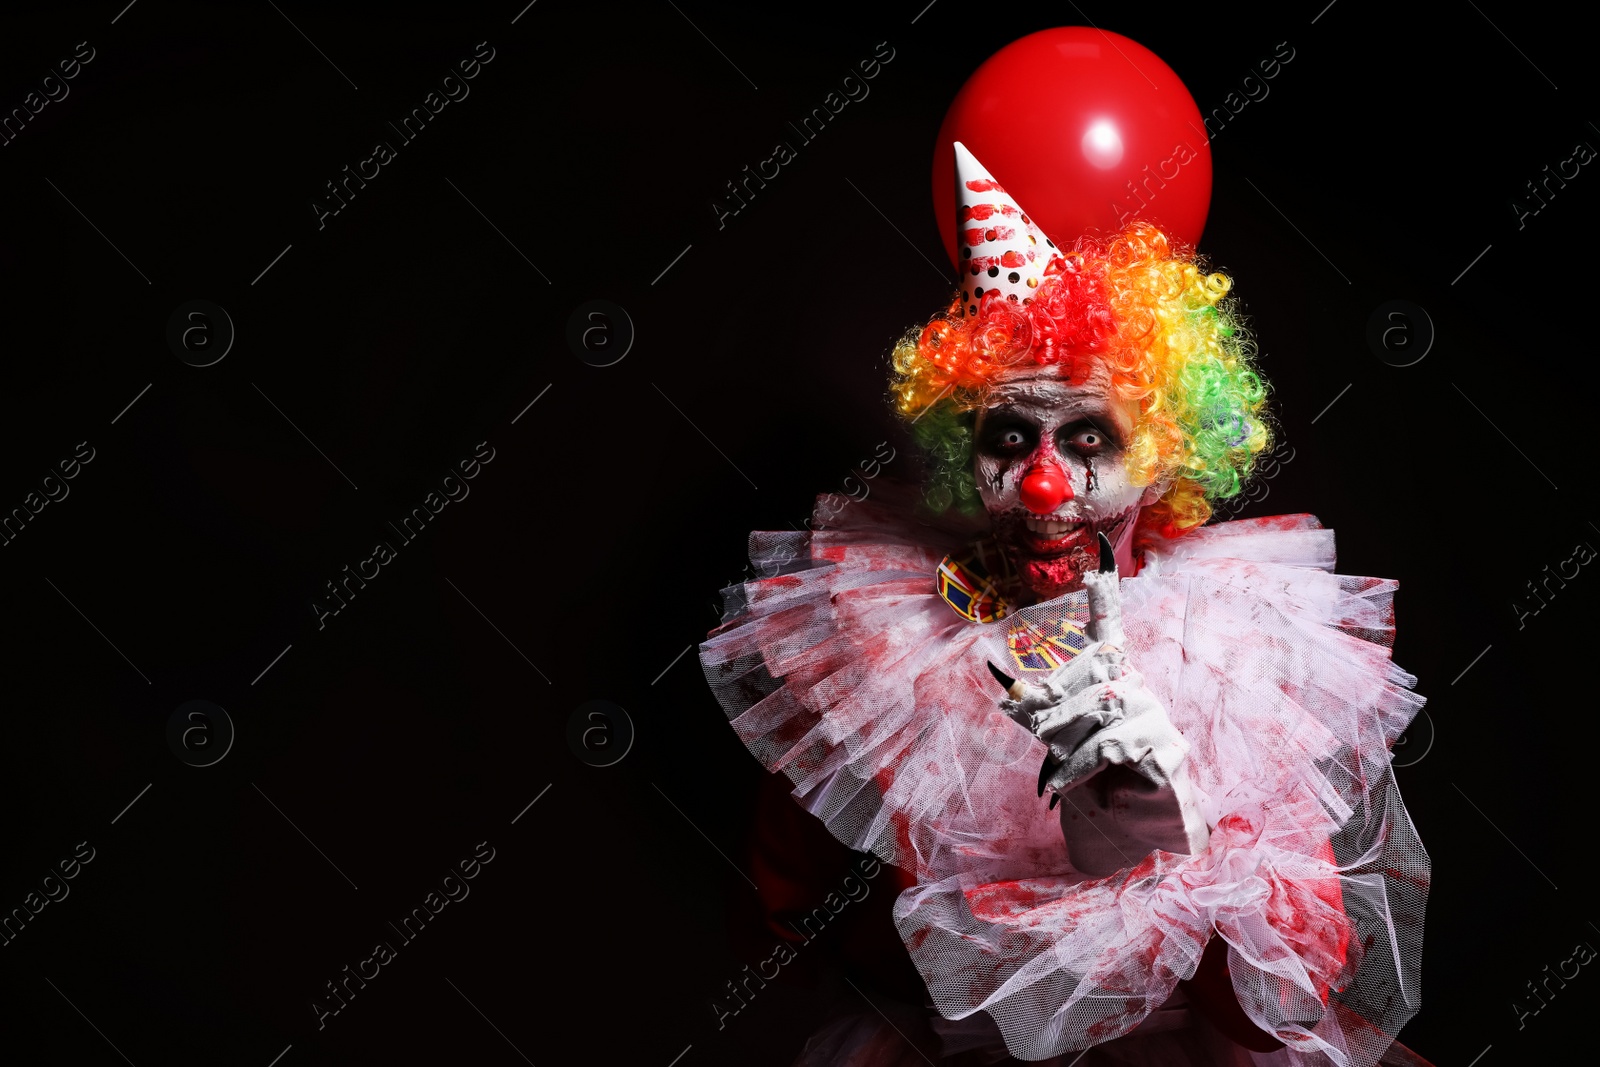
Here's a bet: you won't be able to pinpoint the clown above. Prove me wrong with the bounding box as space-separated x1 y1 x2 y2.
701 145 1428 1065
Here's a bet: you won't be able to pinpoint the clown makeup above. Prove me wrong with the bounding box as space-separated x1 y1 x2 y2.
973 360 1161 601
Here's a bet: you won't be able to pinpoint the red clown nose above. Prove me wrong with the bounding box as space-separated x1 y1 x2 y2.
1019 464 1073 513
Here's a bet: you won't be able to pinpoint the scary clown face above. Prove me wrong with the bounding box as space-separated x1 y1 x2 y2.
973 358 1165 601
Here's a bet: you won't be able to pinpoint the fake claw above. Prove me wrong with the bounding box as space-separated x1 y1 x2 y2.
1098 530 1116 574
988 660 1027 701
1038 754 1060 798
987 661 1016 692
1048 793 1060 811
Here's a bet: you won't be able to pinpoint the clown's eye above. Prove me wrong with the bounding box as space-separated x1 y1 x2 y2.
1065 428 1106 452
990 427 1031 452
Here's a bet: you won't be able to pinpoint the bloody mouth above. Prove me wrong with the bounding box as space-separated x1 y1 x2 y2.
1018 521 1091 556
993 508 1135 600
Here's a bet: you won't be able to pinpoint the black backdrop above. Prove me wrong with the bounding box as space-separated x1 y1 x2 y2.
0 2 1593 1064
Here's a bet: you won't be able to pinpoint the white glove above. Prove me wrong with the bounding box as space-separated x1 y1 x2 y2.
991 535 1211 877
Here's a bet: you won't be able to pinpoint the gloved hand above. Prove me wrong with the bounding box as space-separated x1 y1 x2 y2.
989 534 1211 877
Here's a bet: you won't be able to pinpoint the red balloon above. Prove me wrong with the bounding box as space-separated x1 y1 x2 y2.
934 27 1212 269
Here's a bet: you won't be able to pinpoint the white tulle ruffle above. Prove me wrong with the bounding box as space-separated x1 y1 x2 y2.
699 482 1428 1065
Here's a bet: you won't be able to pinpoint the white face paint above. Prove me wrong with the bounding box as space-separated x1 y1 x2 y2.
972 360 1163 601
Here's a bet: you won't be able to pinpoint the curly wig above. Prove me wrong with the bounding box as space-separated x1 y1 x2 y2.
889 219 1271 539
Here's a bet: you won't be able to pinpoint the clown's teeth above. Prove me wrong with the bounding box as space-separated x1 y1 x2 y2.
1025 518 1083 535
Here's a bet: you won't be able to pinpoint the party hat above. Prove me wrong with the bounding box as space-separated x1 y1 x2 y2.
953 142 1064 315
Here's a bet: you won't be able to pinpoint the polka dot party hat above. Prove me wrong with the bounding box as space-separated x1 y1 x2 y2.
953 141 1065 317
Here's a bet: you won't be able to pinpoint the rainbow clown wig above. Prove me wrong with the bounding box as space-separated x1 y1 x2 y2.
890 145 1272 541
